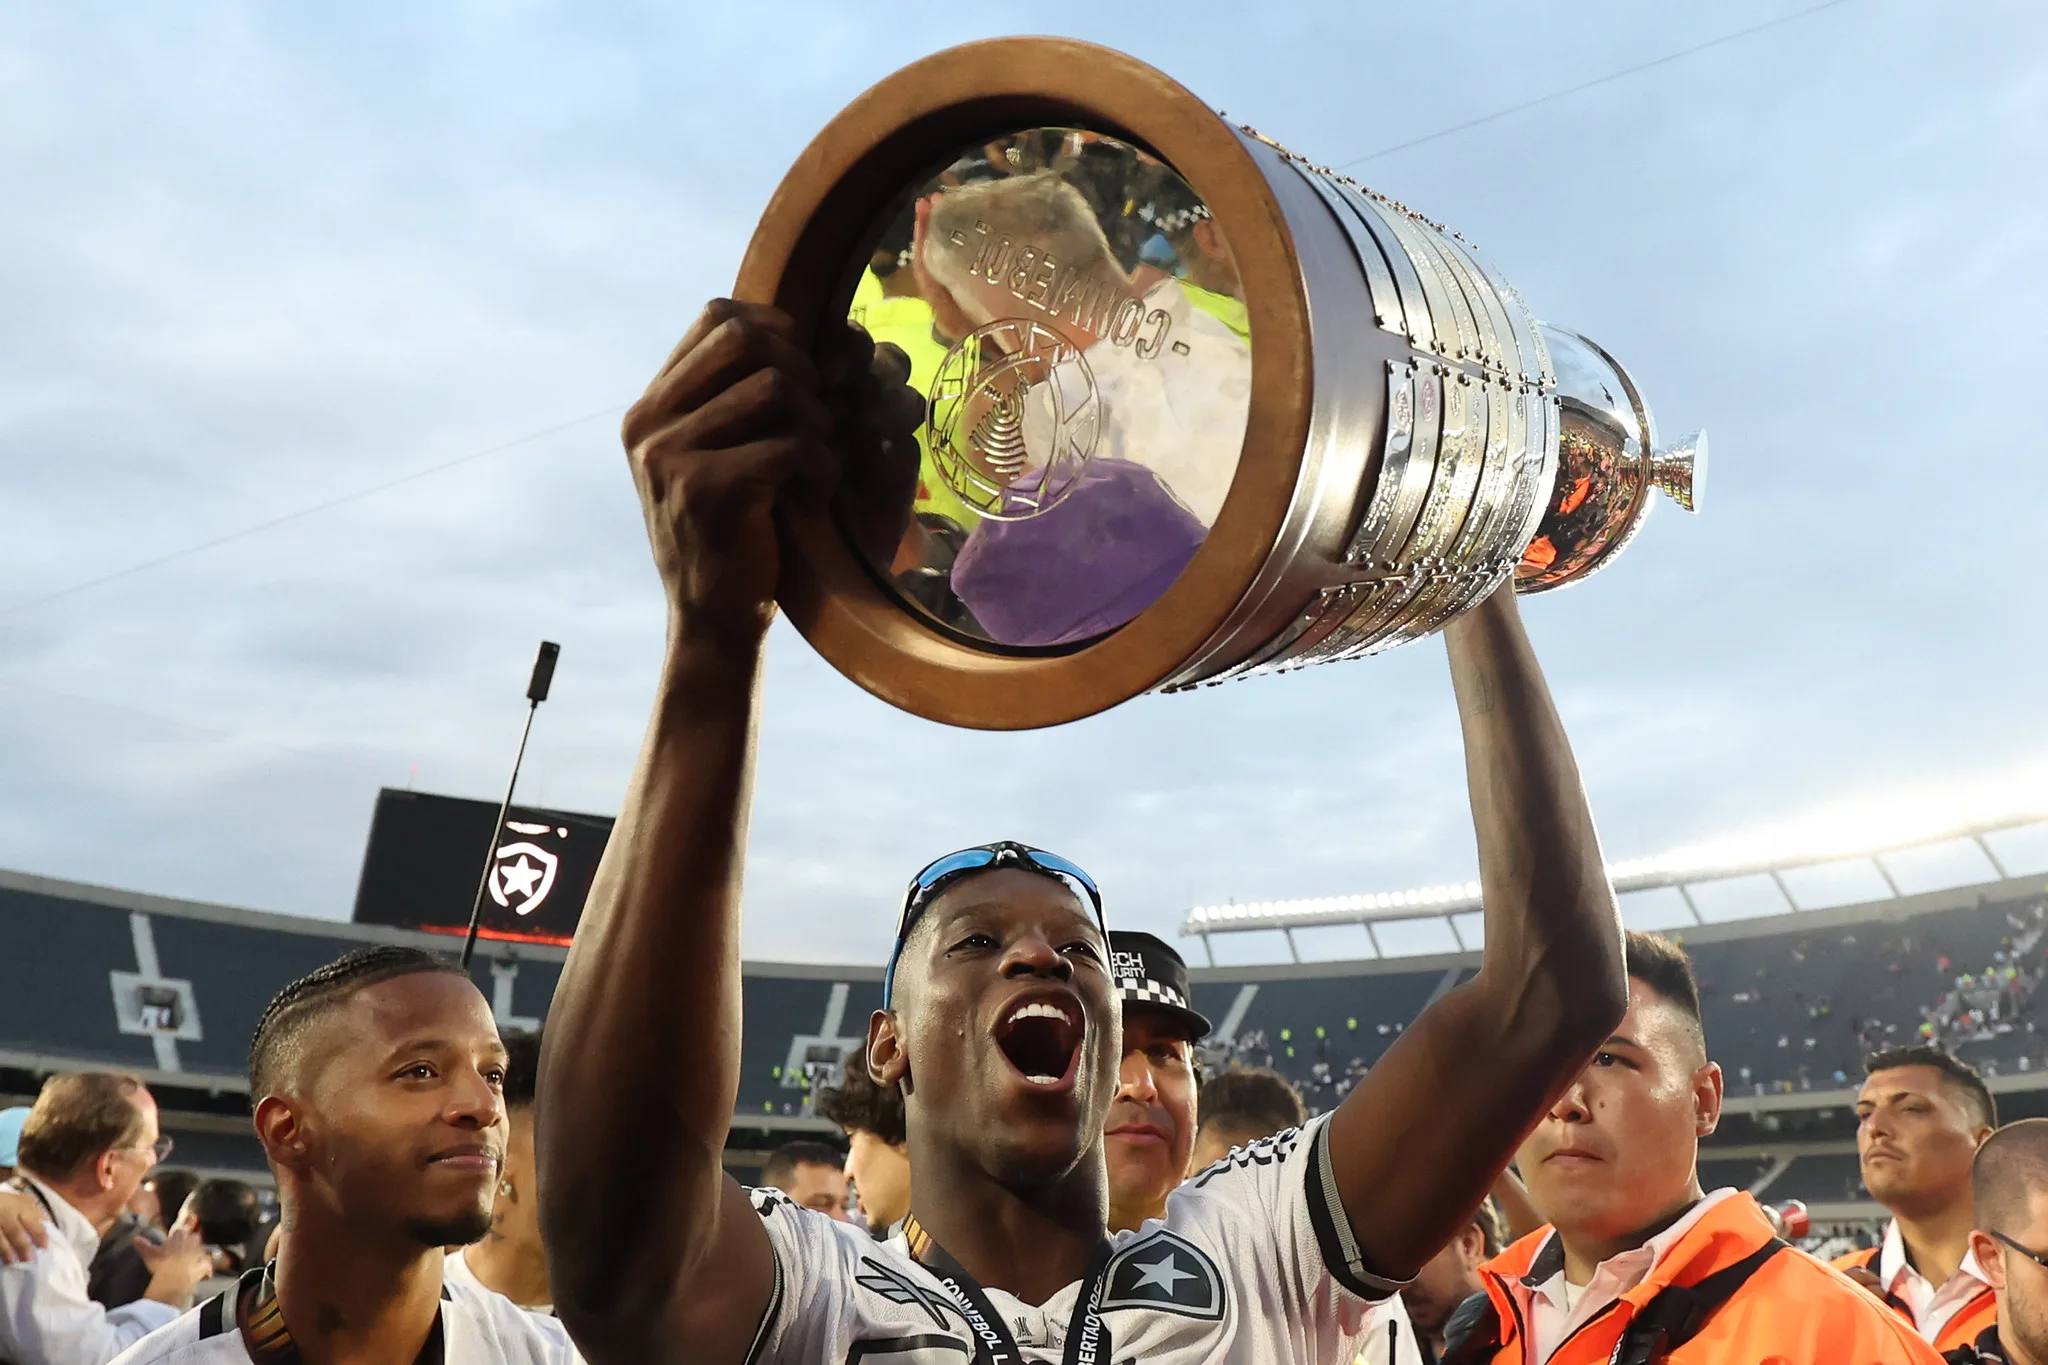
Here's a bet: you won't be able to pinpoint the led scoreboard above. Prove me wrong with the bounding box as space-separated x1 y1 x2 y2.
352 788 612 947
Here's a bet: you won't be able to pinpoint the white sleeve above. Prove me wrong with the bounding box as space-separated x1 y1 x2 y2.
104 1312 203 1365
1170 1113 1411 1355
0 1242 182 1365
744 1186 877 1365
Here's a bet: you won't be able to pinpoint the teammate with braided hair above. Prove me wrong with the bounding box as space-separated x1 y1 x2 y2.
109 946 577 1364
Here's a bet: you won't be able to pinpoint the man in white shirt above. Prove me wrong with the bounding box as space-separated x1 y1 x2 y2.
1 1072 214 1365
1836 1046 1999 1352
535 301 1632 1364
108 946 577 1365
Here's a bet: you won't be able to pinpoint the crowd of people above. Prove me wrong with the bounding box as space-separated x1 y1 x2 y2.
13 914 2048 1364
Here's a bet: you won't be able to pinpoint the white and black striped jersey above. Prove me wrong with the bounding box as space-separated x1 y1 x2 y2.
104 1261 581 1365
745 1113 1423 1365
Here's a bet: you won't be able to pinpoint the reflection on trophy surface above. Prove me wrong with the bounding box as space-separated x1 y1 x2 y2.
852 136 1254 649
743 39 1707 727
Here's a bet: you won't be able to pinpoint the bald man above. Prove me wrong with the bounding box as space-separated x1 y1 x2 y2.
1959 1119 2048 1364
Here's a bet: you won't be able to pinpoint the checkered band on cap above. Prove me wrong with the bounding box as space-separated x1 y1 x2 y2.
1117 974 1191 1012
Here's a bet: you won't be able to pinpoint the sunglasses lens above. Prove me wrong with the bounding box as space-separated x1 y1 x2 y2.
1022 848 1099 895
917 848 1002 888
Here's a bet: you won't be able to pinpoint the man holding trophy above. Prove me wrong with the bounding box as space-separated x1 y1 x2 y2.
524 25 1750 1363
535 285 1628 1360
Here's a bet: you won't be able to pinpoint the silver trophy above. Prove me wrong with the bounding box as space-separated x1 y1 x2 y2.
740 39 1704 728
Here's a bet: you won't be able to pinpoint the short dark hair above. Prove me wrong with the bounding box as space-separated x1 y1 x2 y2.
1196 1066 1306 1144
1625 930 1701 1022
1471 1195 1507 1257
249 946 471 1099
500 1029 542 1111
192 1178 261 1247
759 1140 844 1192
15 1073 148 1182
1975 1118 2048 1234
816 1060 907 1146
1865 1044 1996 1128
151 1169 201 1226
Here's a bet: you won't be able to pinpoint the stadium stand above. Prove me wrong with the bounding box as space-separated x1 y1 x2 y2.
4 860 2045 1223
1697 1154 1776 1193
1770 1151 1869 1202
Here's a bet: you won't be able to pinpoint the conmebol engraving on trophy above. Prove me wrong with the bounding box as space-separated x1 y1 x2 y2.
738 37 1704 728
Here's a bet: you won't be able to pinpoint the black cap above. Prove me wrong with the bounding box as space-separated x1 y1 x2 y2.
1108 931 1210 1040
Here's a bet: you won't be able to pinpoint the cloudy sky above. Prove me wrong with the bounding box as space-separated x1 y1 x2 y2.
4 1 2046 966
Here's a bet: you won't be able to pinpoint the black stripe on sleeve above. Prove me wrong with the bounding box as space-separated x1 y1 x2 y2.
197 1289 231 1340
1305 1120 1411 1302
741 1251 786 1365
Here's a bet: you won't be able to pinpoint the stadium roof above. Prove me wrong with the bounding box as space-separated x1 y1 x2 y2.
1183 777 2048 954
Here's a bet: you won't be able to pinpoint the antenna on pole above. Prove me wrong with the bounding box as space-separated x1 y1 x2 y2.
460 641 560 969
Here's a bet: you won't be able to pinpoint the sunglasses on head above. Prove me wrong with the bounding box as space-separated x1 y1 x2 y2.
882 842 1106 1006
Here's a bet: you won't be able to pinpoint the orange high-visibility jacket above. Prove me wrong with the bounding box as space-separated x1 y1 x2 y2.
1467 1193 1943 1364
1831 1243 1999 1355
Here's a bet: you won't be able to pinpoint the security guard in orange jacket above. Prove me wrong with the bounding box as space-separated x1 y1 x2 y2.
1831 1046 1998 1355
1446 931 1940 1364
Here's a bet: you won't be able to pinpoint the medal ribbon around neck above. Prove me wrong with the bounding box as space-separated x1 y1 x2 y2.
902 1215 1115 1365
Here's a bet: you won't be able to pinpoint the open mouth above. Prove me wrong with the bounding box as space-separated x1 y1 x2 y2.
995 998 1084 1088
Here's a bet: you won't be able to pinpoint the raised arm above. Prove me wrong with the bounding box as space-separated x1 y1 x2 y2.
1325 585 1625 1279
537 301 916 1365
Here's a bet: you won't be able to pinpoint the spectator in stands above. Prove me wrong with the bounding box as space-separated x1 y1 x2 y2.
1833 1044 1999 1354
816 1061 911 1233
1403 1196 1505 1363
443 1028 556 1313
1103 931 1207 1234
1454 931 1941 1363
1187 1065 1306 1169
107 946 577 1364
1956 1118 2048 1365
0 1072 214 1364
757 1142 850 1222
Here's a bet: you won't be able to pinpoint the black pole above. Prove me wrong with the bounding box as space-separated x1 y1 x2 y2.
460 642 560 969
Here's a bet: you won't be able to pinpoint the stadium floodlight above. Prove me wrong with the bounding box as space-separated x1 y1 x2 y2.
1183 765 2048 942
